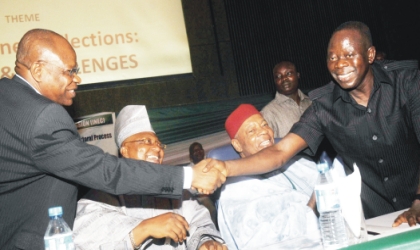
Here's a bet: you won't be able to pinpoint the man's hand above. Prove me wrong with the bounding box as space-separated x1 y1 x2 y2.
192 159 227 194
199 240 228 250
392 200 420 227
201 158 228 176
133 212 189 244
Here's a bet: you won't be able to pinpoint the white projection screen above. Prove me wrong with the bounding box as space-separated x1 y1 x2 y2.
0 0 192 85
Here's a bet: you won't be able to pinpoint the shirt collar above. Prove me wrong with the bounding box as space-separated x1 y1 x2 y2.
331 63 393 103
275 89 308 103
15 74 41 94
372 61 394 87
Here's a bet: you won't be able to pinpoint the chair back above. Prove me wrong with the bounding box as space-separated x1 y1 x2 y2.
206 144 239 161
206 138 281 161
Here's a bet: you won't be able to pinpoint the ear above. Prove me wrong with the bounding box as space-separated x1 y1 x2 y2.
367 46 376 64
29 60 44 82
297 72 300 79
120 146 129 158
231 139 243 153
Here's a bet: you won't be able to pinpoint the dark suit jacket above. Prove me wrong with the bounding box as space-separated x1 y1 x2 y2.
0 76 184 249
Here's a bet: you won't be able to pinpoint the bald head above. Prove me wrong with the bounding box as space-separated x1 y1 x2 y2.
14 28 81 106
15 29 75 74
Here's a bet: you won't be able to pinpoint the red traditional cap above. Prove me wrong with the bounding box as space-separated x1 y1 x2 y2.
225 104 260 139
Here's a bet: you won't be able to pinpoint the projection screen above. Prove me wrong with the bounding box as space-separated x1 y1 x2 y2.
0 0 192 85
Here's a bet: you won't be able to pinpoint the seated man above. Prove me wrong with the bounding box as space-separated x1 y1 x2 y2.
188 142 218 228
189 142 205 166
73 105 226 250
217 104 321 249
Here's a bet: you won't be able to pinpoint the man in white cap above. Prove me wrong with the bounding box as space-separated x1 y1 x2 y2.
0 29 225 249
74 105 226 250
217 104 320 250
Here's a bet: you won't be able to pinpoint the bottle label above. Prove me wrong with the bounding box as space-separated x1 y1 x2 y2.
315 182 341 212
44 233 75 250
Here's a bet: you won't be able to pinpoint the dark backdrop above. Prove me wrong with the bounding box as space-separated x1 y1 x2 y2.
224 0 420 96
67 0 420 143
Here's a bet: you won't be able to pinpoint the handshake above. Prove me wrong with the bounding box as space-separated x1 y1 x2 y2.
191 159 229 194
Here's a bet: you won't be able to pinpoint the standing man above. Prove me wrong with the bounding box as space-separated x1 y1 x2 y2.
187 142 218 227
0 29 225 249
261 61 312 138
205 21 420 224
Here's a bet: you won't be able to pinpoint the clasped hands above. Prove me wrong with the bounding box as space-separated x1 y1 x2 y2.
191 159 227 195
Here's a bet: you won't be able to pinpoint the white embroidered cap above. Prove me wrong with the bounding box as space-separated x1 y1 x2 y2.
115 105 155 148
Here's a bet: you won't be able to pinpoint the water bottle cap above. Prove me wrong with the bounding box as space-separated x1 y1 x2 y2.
48 206 63 217
317 162 329 173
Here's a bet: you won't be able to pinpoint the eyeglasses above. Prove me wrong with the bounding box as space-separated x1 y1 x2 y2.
39 60 80 78
64 66 80 78
124 138 167 149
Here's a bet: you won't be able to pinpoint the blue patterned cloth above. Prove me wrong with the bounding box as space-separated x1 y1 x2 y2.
218 156 322 249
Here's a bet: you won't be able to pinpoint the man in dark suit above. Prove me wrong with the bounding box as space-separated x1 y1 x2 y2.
0 29 225 250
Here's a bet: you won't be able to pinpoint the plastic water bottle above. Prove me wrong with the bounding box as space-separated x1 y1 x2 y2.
315 163 348 249
44 206 75 250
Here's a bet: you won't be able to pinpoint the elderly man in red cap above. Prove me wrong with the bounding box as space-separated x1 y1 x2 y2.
217 104 321 250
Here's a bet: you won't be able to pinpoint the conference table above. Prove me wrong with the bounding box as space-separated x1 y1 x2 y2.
343 209 420 249
257 209 420 250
